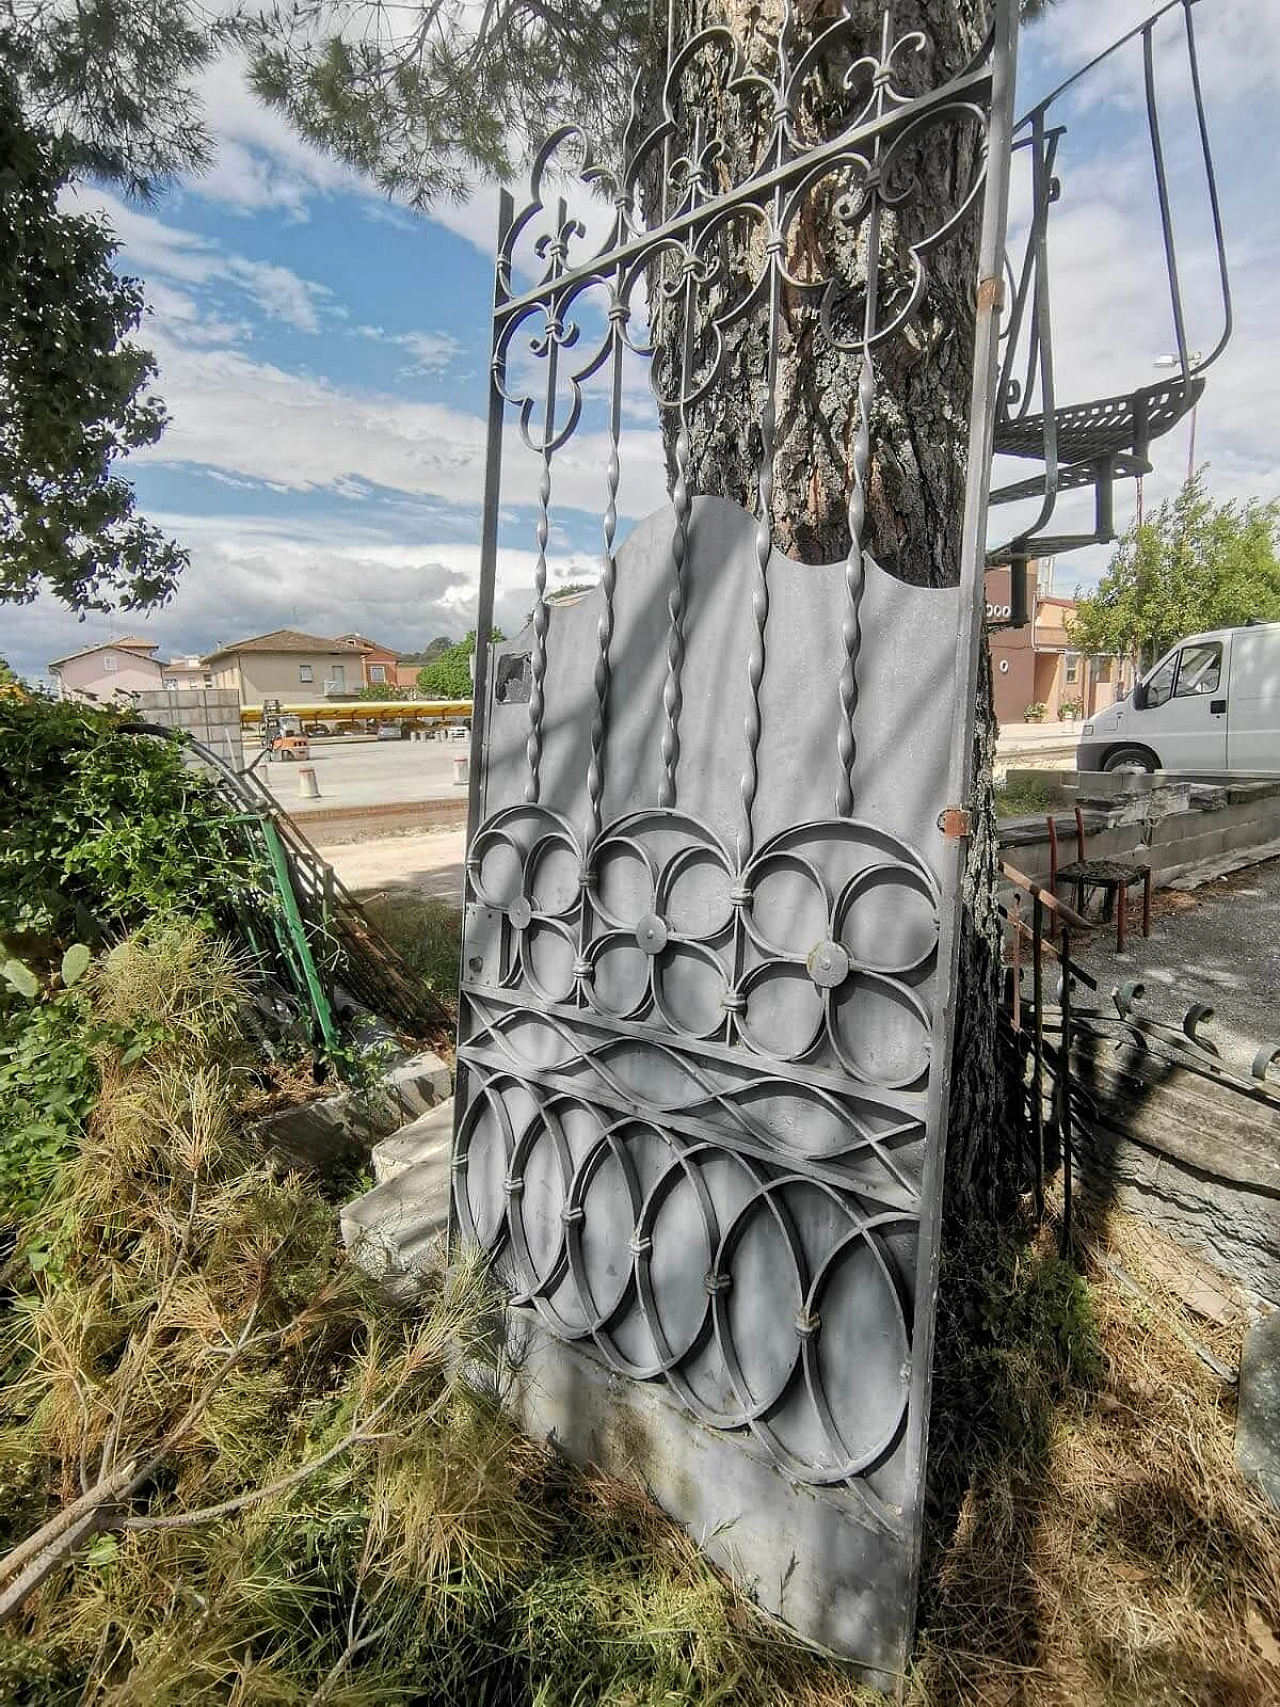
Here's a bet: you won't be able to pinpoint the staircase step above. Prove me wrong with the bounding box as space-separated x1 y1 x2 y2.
372 1098 454 1185
340 1148 452 1297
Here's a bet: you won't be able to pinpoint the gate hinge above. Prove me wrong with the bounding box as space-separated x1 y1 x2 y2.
937 806 972 840
977 275 1006 314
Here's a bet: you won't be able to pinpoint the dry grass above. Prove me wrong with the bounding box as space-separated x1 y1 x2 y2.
7 924 1280 1703
910 1208 1280 1707
358 891 463 1020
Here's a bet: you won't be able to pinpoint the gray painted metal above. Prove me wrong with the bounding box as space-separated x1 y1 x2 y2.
454 1 1019 1683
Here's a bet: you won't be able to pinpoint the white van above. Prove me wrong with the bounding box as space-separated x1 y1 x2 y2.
1075 621 1280 774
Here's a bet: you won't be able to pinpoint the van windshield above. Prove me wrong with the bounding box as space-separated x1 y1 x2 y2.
1143 652 1177 709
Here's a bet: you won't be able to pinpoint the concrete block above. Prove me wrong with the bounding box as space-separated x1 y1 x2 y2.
340 1150 451 1286
1188 785 1229 812
253 1048 452 1175
373 1099 455 1185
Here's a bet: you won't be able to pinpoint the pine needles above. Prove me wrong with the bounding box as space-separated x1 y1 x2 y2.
3 921 1278 1704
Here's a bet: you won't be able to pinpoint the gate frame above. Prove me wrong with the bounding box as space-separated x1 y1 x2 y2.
454 0 1021 1678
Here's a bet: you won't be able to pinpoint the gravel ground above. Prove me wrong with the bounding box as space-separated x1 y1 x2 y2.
318 826 466 906
1072 855 1280 1078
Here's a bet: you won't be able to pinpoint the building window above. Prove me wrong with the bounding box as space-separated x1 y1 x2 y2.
299 664 313 684
369 664 386 683
103 655 118 674
1064 651 1080 684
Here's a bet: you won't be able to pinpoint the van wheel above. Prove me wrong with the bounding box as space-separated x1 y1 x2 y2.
1102 746 1156 774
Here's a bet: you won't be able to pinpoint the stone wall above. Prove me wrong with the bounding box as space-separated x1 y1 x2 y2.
1000 772 1280 892
1070 1025 1280 1301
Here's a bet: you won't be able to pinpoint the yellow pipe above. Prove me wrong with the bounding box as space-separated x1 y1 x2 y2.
239 699 472 725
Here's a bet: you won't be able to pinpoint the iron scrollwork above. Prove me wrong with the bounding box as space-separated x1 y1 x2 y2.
456 0 1022 1676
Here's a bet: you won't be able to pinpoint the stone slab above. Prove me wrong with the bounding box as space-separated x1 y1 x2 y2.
372 1099 455 1185
340 1150 451 1285
255 1049 451 1175
1237 1313 1280 1508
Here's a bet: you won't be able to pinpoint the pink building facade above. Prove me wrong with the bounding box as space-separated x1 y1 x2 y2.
48 639 164 703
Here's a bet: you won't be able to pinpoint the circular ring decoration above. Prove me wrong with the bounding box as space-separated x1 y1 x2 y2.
832 860 939 978
508 895 533 931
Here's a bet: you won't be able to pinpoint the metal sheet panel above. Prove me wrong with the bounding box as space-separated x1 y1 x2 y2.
453 1 1019 1681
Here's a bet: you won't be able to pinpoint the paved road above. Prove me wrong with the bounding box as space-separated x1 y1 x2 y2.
1073 856 1280 1078
258 736 468 815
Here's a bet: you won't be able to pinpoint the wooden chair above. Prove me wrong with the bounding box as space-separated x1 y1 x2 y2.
1049 806 1152 953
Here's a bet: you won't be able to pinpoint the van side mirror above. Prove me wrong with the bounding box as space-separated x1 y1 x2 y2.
1132 680 1148 711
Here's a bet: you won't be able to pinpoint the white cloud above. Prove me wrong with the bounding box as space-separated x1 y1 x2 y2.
398 330 463 373
131 326 667 518
0 510 605 683
223 256 329 333
69 186 333 336
357 325 464 374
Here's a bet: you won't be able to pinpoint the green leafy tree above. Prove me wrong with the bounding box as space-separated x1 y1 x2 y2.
1070 474 1280 670
399 636 454 667
0 74 187 612
416 629 502 700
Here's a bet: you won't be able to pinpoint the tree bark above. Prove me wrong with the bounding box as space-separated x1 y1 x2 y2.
643 0 1017 1223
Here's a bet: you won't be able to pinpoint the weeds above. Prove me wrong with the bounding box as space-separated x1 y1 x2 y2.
994 773 1052 820
358 892 463 1018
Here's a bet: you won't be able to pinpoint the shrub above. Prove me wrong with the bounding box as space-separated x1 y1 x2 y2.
0 697 250 952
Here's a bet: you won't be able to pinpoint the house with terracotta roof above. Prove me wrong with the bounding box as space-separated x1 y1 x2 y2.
48 637 165 702
330 632 399 691
203 630 372 705
985 563 1135 725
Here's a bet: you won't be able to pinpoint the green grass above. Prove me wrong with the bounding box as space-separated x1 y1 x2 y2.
994 773 1051 820
359 891 463 1017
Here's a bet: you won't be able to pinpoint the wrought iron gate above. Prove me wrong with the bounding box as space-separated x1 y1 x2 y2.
453 1 1018 1680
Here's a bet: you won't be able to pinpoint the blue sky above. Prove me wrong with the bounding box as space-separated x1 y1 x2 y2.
3 0 1278 684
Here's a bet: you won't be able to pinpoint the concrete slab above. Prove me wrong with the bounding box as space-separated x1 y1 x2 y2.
373 1099 455 1185
257 737 467 816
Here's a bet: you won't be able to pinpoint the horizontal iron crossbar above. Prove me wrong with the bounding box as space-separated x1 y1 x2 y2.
494 54 995 324
462 982 930 1118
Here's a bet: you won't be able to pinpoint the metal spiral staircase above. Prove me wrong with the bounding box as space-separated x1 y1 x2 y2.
988 0 1231 615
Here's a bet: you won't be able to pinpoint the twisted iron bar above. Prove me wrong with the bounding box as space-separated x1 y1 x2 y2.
525 448 552 805
658 222 702 809
836 349 874 816
658 423 690 809
740 388 774 866
586 298 625 849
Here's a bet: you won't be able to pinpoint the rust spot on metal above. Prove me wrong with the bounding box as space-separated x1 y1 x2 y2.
977 275 1005 314
937 807 972 839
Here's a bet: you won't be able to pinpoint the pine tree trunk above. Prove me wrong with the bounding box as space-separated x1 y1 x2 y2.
642 0 1016 1224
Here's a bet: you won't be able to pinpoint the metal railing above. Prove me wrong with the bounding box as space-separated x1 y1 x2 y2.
989 0 1231 571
